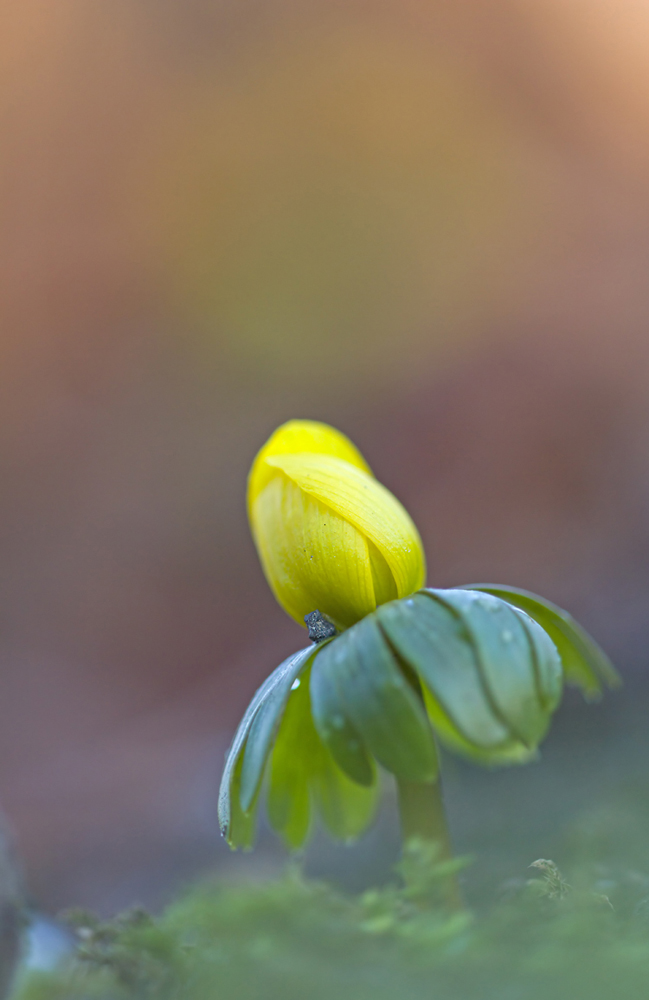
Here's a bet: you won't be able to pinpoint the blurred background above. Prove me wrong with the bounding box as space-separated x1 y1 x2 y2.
2 0 649 914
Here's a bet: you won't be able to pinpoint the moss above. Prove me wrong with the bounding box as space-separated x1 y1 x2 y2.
14 844 649 1000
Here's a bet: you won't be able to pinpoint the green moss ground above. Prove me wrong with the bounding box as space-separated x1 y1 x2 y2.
14 839 649 1000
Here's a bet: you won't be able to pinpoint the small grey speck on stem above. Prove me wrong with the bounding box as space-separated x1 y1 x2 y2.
304 610 338 644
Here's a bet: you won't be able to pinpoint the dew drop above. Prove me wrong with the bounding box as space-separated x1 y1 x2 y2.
291 678 301 690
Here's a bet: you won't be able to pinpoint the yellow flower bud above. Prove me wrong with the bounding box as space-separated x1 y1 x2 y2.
248 420 426 629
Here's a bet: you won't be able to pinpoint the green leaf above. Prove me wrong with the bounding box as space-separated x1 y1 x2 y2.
218 646 313 846
311 753 379 841
226 752 257 850
267 673 313 849
310 645 376 786
511 607 563 712
239 645 317 813
375 595 512 750
423 590 550 746
312 615 438 782
268 664 379 848
462 584 620 699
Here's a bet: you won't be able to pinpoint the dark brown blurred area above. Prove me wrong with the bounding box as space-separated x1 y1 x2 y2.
2 0 649 912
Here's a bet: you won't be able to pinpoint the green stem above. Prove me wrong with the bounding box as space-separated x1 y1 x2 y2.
396 774 462 909
396 776 453 855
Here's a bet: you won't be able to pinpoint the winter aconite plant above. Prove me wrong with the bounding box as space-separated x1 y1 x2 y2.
219 421 619 861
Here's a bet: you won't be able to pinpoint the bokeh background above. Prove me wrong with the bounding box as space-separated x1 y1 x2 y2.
2 0 649 914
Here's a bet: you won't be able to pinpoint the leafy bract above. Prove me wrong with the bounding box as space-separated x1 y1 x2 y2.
219 645 315 848
311 614 438 783
376 595 512 753
269 665 379 848
461 584 619 699
221 582 617 851
422 590 556 747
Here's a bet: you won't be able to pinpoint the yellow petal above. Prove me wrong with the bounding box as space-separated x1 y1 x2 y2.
252 474 378 627
248 420 426 627
263 454 425 600
248 419 372 514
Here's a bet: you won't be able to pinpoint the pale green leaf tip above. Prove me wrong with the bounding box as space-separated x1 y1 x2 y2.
455 583 621 695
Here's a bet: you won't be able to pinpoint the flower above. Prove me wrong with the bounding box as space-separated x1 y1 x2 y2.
219 422 619 852
247 420 426 630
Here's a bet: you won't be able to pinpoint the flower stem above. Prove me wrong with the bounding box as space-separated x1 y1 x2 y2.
396 775 462 909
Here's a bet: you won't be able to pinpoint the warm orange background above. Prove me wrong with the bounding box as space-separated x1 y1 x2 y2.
1 0 649 911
